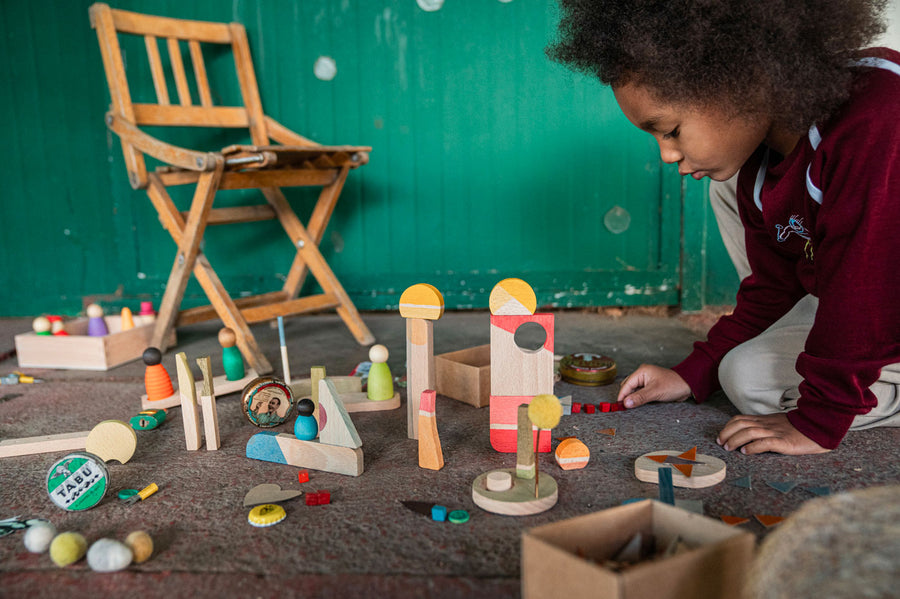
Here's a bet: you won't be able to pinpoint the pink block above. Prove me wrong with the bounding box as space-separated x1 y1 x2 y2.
490 395 551 453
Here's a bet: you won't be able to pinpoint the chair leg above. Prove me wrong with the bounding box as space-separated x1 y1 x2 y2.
151 161 224 353
262 186 375 346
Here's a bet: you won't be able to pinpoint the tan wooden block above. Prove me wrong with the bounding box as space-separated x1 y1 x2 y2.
197 356 220 451
141 368 258 410
434 344 491 408
406 318 434 440
0 431 89 458
516 404 535 479
246 432 364 476
490 314 555 397
85 420 138 464
417 390 443 470
340 391 401 413
176 352 202 451
318 379 362 449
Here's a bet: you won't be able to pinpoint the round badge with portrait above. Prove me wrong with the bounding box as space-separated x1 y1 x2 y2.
241 376 295 428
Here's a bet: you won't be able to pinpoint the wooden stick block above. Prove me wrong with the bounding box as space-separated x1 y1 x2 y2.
246 432 364 476
290 374 361 398
318 379 362 449
340 390 401 413
489 314 555 397
417 390 444 470
406 318 434 440
197 356 220 451
516 405 535 479
85 420 138 464
308 366 326 425
472 468 557 516
634 450 727 489
141 368 259 410
176 352 202 451
0 431 89 458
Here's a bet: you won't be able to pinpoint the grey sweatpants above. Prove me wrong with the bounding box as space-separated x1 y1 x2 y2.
709 176 900 429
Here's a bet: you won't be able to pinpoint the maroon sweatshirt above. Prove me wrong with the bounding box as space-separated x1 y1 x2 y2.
673 48 900 449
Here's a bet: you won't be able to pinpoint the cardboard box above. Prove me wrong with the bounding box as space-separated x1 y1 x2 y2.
15 315 175 371
522 500 755 599
434 344 491 408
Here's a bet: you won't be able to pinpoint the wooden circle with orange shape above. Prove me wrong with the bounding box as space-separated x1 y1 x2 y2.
489 278 536 315
399 284 444 320
634 450 726 489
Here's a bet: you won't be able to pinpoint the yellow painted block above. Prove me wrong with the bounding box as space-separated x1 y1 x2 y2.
399 283 444 320
489 278 536 315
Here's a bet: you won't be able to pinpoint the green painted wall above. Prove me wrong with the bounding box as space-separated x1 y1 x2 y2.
0 0 738 317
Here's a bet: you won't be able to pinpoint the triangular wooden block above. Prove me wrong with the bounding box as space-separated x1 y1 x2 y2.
648 454 668 463
672 463 693 477
720 515 750 526
755 514 785 528
678 446 697 461
806 486 831 496
730 475 753 490
597 428 616 436
318 379 362 449
766 480 798 494
176 352 202 451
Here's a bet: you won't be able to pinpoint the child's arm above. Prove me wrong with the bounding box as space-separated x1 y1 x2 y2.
716 413 828 456
616 364 692 408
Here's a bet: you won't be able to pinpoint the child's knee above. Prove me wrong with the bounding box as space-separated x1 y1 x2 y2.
718 344 768 415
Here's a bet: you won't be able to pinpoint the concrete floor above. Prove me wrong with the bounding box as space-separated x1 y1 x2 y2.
0 309 898 598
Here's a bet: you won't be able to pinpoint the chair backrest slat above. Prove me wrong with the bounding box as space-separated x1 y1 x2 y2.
144 35 170 105
189 40 213 107
166 37 192 106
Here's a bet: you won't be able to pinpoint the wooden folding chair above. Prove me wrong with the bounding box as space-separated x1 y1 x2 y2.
89 3 375 374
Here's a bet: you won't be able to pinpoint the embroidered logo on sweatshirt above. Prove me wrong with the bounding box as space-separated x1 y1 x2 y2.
775 215 814 260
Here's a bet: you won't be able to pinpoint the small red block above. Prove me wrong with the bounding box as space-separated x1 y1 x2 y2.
317 490 331 505
305 493 320 506
298 470 309 483
600 403 611 413
572 402 582 414
612 402 624 412
585 404 596 414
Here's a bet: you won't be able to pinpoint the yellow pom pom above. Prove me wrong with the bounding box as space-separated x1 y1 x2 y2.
528 394 562 430
49 532 88 567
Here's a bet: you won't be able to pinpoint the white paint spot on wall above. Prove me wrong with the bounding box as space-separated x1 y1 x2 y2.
137 272 146 280
314 56 337 81
416 0 444 11
498 0 514 3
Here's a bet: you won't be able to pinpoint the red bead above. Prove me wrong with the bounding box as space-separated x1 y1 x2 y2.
572 402 582 413
585 404 596 414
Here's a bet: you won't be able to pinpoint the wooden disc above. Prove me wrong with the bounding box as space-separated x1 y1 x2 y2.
489 278 536 315
634 450 727 489
472 468 557 516
85 420 137 464
399 284 444 320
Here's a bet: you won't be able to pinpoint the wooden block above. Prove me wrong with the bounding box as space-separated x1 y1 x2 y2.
0 431 89 458
85 420 137 464
15 315 175 371
516 404 535 479
340 390 401 413
399 283 444 320
472 468 558 516
141 368 259 410
309 366 326 426
197 356 220 451
175 352 202 451
489 395 551 453
318 379 362 449
290 373 360 398
417 390 444 470
406 318 435 440
434 344 491 408
489 278 537 315
635 450 727 489
490 314 555 397
246 432 364 476
554 437 590 471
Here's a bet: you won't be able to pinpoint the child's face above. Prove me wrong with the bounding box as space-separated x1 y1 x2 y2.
613 82 771 181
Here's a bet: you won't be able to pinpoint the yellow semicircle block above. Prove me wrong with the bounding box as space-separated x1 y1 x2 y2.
399 283 444 320
489 278 536 315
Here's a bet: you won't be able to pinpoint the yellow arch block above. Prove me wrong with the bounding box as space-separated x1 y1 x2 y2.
489 278 536 315
399 283 444 320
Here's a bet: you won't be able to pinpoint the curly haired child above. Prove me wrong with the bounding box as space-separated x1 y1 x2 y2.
548 0 900 455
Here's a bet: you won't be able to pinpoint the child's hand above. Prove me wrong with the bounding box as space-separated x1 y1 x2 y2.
716 413 829 455
616 364 692 408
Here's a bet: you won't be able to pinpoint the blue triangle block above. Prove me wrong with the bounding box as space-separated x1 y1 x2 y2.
806 486 831 496
766 480 798 494
730 475 753 490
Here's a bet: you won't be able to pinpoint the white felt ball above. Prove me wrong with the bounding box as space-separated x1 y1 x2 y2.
87 538 133 572
23 521 57 553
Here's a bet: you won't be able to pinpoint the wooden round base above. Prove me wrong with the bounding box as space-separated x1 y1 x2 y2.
634 451 727 489
472 468 558 516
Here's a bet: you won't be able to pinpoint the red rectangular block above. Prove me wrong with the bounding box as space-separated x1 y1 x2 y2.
601 403 610 413
572 402 582 414
298 470 310 483
585 404 596 414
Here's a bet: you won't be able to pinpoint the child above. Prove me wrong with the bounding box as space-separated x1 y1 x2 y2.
548 0 900 455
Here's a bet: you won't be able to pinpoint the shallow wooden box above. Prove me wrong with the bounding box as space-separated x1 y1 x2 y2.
434 344 491 408
15 315 175 371
522 500 755 599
